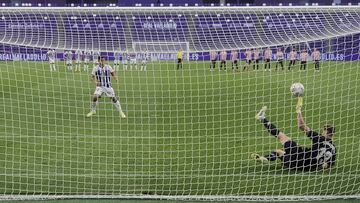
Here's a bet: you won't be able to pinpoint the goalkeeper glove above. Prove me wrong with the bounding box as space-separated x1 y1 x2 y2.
296 97 303 114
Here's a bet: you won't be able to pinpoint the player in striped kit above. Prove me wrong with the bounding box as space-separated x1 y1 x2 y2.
264 47 272 71
253 48 261 70
129 51 137 70
231 50 239 71
113 50 121 71
83 50 92 71
288 49 297 70
92 50 101 68
64 50 73 71
219 50 227 71
141 49 150 71
122 50 129 71
300 50 308 70
311 48 321 71
276 48 284 70
243 49 252 71
86 56 126 118
47 49 56 71
75 49 83 72
210 50 218 71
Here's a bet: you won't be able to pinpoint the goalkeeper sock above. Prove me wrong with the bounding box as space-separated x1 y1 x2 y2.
265 151 277 161
262 118 280 137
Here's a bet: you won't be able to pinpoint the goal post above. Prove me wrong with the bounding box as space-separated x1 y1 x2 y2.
0 6 360 201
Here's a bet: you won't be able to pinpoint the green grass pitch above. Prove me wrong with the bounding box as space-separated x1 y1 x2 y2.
0 60 359 197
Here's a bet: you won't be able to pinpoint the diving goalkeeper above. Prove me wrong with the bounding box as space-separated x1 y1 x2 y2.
252 97 336 171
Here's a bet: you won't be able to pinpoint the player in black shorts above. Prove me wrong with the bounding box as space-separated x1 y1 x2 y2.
300 60 307 70
177 58 182 69
252 97 336 171
176 49 183 70
211 59 217 70
243 59 251 71
264 58 271 70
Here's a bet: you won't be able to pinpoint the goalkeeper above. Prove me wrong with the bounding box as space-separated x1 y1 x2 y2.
252 97 337 171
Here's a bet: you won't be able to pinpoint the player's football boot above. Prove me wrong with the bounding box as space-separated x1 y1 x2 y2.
120 111 127 118
86 111 96 117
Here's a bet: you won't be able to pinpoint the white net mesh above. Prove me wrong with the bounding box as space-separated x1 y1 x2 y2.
0 6 360 201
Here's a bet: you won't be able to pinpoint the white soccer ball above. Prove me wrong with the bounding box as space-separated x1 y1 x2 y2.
290 83 305 96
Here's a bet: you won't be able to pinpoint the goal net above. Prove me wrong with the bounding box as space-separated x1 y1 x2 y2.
0 6 359 201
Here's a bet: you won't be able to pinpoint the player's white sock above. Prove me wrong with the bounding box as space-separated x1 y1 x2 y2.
52 65 56 71
124 65 128 71
113 100 123 112
91 101 98 112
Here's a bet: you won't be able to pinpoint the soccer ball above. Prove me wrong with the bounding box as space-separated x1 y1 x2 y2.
290 83 305 96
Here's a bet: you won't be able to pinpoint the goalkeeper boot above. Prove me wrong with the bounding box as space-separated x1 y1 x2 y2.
251 154 269 162
86 111 96 117
255 106 267 121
